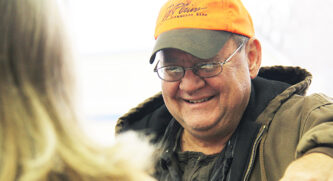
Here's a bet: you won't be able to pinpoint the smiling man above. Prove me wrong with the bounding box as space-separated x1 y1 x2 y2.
116 0 333 180
155 35 254 156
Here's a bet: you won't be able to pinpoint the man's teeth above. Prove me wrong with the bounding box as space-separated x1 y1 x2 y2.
187 97 210 103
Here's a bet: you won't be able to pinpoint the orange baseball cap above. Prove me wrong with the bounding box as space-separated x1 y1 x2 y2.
150 0 254 63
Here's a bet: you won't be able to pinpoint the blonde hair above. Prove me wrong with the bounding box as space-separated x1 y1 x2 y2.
0 0 154 180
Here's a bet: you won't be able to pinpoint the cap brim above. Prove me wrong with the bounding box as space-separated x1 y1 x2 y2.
149 29 232 64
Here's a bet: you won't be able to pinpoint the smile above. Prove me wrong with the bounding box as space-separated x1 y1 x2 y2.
184 96 214 104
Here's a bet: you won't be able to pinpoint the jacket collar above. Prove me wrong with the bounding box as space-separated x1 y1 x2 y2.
116 66 312 134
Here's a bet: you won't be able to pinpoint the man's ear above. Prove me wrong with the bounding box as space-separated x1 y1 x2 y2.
245 37 262 79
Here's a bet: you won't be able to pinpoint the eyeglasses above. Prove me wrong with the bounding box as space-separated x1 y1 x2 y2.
154 41 245 82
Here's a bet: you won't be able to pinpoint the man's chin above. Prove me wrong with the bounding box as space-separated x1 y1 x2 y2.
185 126 221 141
185 120 218 132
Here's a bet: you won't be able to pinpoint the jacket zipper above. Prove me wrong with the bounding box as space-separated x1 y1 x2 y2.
242 125 267 181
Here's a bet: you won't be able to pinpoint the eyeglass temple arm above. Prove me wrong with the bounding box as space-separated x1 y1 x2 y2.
153 60 160 72
221 41 245 65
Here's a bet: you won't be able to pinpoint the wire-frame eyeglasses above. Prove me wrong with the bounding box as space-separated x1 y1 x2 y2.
154 41 245 82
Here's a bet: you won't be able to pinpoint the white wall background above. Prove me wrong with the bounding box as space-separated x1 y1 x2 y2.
64 0 333 144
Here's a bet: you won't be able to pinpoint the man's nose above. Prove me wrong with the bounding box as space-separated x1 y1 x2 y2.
179 69 205 93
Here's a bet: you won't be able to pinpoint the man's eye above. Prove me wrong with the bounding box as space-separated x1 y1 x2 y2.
165 66 182 73
198 63 218 72
200 64 214 69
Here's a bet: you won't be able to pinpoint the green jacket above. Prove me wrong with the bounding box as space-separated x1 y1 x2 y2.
116 66 333 181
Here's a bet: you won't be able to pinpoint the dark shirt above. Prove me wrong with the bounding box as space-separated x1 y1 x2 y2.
174 128 220 181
